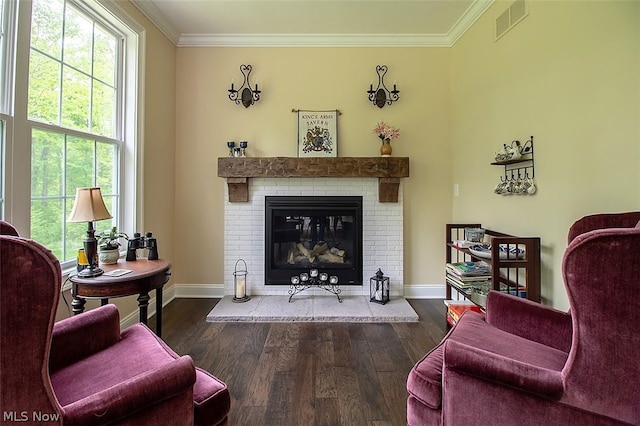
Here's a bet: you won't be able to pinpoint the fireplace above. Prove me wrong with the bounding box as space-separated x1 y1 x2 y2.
265 196 363 285
222 177 403 298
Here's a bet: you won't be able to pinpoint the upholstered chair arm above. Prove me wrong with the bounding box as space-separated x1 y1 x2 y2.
485 291 572 352
61 355 196 425
50 304 121 372
567 211 640 242
444 339 564 399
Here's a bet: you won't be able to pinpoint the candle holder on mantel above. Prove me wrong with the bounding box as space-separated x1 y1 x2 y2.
289 269 341 303
233 259 250 302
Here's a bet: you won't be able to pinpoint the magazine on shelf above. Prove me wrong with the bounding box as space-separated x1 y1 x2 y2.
446 261 491 277
445 277 476 293
445 271 491 282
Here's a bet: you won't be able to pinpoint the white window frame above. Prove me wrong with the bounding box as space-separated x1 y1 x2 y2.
5 0 145 272
1 0 16 220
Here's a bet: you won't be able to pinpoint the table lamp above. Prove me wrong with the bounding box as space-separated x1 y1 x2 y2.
67 187 113 277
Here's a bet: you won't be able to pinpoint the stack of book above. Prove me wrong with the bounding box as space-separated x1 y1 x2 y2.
445 261 491 295
443 300 484 326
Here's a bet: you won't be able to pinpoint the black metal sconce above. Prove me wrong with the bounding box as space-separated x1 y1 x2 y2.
228 64 261 108
367 65 399 108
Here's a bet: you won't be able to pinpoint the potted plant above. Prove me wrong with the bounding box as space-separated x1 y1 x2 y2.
98 226 128 264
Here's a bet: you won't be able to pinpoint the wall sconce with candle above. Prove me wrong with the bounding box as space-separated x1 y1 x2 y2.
233 259 250 302
228 64 261 108
367 65 400 108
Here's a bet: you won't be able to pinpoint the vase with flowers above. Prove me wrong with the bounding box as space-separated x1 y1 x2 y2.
373 122 400 157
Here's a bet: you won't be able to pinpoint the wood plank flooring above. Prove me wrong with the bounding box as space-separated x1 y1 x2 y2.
151 298 447 426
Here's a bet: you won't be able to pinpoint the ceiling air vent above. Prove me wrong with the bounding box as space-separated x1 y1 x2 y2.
496 0 529 40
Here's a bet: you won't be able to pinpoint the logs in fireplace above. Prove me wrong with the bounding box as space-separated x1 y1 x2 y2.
265 196 363 285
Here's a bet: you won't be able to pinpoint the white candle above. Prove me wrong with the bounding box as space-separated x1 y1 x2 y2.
236 278 246 298
375 290 382 301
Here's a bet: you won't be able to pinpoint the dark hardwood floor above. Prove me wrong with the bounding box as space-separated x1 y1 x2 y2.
150 298 447 426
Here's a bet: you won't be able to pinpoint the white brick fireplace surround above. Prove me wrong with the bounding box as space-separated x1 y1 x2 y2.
224 177 404 298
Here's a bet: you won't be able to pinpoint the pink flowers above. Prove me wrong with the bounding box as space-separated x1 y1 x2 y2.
373 122 400 141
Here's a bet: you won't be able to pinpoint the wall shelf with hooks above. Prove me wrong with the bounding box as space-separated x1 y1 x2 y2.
491 136 536 195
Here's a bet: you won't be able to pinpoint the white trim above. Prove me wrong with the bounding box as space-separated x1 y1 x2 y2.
117 283 444 328
447 0 494 45
402 284 446 299
171 283 443 300
178 33 454 48
128 0 180 45
99 0 146 236
0 0 17 115
119 285 177 329
174 283 226 299
129 0 494 48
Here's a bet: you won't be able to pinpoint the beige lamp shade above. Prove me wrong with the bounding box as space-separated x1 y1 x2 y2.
67 187 113 223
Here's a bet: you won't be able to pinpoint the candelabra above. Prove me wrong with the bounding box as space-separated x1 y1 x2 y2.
289 269 341 303
228 64 261 108
367 65 400 108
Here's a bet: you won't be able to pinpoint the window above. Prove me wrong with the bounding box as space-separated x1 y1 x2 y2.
25 0 138 265
2 0 141 269
0 119 4 219
0 0 13 219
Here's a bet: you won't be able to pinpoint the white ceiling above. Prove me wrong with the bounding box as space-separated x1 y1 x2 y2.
130 0 494 47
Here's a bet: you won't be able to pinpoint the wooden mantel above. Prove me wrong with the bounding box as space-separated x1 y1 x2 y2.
218 157 410 202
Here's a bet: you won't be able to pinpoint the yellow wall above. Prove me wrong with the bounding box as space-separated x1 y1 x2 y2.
174 47 453 289
58 0 640 320
451 0 640 309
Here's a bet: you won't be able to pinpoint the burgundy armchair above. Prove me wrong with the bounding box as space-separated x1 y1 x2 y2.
1 221 230 425
407 212 640 425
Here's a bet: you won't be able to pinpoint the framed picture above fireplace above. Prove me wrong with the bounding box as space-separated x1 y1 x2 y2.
297 109 338 157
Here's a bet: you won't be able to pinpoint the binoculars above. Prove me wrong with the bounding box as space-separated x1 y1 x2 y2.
126 231 159 261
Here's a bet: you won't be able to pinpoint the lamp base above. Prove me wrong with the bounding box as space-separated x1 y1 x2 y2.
78 267 104 278
232 296 250 303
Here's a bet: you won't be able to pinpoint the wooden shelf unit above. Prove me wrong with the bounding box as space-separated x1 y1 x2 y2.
445 224 541 309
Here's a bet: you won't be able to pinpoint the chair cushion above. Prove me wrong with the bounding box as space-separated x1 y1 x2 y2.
194 367 231 426
51 324 185 407
50 324 197 424
450 312 569 372
407 343 445 409
407 311 569 411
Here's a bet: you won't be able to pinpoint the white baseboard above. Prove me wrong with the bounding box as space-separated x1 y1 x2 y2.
120 283 444 328
120 285 177 329
403 284 446 299
170 283 444 299
174 283 225 298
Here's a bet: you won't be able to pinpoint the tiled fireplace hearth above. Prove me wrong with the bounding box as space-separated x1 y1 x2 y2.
220 157 409 298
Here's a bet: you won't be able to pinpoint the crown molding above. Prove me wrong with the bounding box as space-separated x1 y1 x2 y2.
130 0 494 48
447 0 494 45
130 0 180 45
178 33 453 48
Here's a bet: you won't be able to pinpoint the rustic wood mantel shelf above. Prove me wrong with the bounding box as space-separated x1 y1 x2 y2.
218 157 410 202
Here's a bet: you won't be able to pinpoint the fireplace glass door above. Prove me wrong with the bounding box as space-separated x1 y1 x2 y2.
265 196 363 285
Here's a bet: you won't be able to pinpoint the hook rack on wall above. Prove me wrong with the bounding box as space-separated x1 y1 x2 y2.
491 136 536 195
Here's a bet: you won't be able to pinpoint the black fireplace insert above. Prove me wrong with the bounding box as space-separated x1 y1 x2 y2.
265 196 363 285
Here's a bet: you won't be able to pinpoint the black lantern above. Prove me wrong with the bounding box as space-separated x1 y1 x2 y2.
233 259 250 303
370 268 389 305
